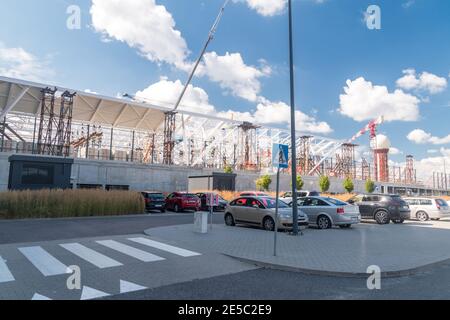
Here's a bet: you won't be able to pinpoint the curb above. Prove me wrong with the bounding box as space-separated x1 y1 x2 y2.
225 254 450 279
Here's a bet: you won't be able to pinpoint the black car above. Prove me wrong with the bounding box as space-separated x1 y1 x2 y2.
348 194 410 224
141 192 166 213
196 193 228 212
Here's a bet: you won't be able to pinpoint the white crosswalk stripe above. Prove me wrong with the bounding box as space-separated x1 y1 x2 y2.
60 243 123 269
0 256 15 283
96 240 165 262
128 237 201 257
19 246 71 277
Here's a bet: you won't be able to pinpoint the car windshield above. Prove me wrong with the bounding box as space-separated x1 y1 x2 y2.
148 194 164 200
325 198 348 206
260 198 289 209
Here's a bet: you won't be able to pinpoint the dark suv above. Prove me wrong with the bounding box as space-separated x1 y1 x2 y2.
348 194 410 224
141 192 166 213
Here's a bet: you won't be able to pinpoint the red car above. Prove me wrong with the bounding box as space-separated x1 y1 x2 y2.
165 192 201 213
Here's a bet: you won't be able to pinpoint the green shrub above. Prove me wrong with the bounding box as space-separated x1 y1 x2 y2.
224 165 234 174
0 189 145 220
296 175 304 190
365 179 376 194
256 175 272 191
343 177 354 193
319 176 330 193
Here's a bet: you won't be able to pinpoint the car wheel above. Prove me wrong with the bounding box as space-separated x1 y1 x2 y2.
339 224 352 229
374 210 390 225
225 213 235 227
263 217 275 231
160 209 166 213
416 211 429 222
392 219 404 224
317 215 332 230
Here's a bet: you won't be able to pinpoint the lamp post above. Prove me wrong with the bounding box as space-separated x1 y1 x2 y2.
288 0 299 235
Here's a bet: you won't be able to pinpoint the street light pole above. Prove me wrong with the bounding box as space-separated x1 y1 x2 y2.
288 0 299 235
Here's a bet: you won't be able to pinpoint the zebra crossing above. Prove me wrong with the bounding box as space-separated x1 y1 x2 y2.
0 236 202 292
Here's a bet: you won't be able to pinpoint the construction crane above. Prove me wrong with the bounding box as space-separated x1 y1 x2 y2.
308 116 384 176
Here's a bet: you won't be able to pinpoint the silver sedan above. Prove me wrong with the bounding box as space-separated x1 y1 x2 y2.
287 196 361 229
224 196 309 231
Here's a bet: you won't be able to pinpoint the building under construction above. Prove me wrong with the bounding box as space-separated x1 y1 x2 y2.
0 76 448 195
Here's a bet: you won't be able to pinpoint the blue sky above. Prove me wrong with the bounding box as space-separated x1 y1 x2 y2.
0 0 449 171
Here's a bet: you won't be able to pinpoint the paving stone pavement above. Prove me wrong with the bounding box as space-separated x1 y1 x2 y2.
145 220 450 276
0 233 256 300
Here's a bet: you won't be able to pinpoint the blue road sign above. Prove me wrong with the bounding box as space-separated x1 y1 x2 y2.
272 144 289 169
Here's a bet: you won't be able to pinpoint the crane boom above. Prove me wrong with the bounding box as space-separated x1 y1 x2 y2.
172 0 230 112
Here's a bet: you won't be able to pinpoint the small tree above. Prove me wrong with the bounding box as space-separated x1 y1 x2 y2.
319 176 330 193
343 177 354 194
365 179 376 194
224 165 234 174
256 175 272 191
296 175 304 190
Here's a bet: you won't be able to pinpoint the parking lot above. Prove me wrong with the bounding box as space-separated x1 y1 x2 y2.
146 218 450 276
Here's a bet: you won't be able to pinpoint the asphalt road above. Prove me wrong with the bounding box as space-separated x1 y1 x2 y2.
108 261 450 300
0 213 224 244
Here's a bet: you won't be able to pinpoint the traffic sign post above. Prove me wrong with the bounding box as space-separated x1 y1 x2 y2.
207 193 219 231
272 144 289 257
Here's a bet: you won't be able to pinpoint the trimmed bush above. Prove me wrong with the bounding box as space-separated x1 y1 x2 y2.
0 189 145 220
319 176 330 193
256 175 272 191
365 179 376 194
296 175 304 190
343 177 355 193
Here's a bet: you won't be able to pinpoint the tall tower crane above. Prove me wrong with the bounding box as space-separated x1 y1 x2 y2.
308 116 384 176
163 0 230 165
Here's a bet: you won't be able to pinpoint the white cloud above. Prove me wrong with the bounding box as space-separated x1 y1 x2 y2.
0 43 53 82
217 110 255 122
234 0 287 17
389 147 402 155
396 69 448 94
235 0 325 16
414 152 450 184
253 101 333 134
138 78 332 134
407 129 450 145
90 0 189 69
135 78 215 114
198 52 270 102
339 77 420 122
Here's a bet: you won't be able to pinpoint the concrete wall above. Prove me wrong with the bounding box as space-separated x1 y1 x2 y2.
0 155 387 194
1 153 447 196
71 159 211 192
0 153 11 191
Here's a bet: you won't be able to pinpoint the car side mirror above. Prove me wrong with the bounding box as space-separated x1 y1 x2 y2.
348 200 355 204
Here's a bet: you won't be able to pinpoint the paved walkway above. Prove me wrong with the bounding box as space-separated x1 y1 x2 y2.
145 220 450 277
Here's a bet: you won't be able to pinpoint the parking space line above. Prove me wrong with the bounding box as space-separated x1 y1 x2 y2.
60 243 123 269
128 237 201 257
96 240 165 262
0 256 15 283
19 246 70 276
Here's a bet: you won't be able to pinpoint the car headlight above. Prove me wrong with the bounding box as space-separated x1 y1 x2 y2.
279 213 292 219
